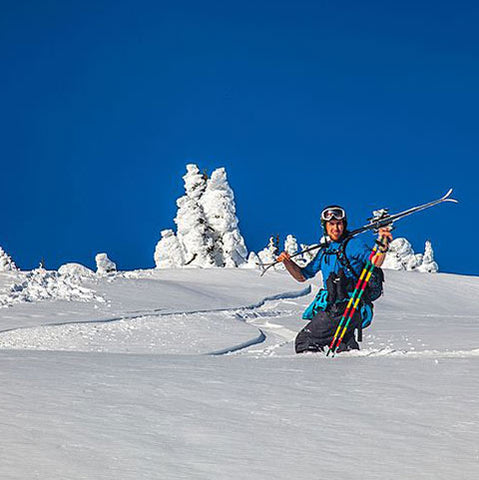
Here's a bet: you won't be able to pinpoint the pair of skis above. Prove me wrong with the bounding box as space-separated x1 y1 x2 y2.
258 188 458 277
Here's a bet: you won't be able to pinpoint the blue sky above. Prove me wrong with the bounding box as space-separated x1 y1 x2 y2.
1 0 477 274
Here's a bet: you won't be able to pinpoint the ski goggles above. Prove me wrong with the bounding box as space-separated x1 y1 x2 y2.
321 207 346 222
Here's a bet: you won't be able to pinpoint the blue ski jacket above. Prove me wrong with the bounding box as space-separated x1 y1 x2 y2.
301 236 372 282
300 235 375 326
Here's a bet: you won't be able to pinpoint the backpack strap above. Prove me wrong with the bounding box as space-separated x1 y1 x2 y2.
336 235 361 281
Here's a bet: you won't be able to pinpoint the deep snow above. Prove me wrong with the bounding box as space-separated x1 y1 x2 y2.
0 268 477 479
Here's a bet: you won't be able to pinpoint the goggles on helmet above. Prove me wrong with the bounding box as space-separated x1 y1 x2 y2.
321 207 346 222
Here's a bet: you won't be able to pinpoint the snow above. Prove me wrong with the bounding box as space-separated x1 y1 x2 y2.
0 268 478 479
58 262 95 278
0 268 104 307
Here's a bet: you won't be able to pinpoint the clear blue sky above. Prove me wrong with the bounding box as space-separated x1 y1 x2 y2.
1 0 477 274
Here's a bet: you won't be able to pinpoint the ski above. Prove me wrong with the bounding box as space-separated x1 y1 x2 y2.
259 188 458 276
348 188 458 237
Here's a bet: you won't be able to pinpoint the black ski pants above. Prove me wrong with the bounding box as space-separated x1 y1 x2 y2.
295 309 360 354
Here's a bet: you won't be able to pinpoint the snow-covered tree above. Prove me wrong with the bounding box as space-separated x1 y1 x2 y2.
154 229 186 268
382 238 419 271
95 253 117 274
417 240 439 273
199 167 248 267
382 238 438 272
257 236 279 267
0 246 17 272
284 235 298 256
182 163 207 201
173 164 217 268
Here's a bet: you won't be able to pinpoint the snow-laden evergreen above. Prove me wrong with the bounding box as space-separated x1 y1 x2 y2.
284 235 298 256
0 246 18 272
200 167 248 267
154 164 248 269
154 230 186 268
182 163 207 201
95 253 117 274
173 164 216 268
257 236 279 268
174 195 215 267
417 240 439 273
382 238 439 272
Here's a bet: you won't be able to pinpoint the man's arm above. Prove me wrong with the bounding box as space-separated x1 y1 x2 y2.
277 252 307 282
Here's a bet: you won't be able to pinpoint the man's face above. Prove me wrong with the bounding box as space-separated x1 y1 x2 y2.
325 219 345 242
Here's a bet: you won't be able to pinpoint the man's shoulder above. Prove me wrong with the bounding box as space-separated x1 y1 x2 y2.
344 235 372 253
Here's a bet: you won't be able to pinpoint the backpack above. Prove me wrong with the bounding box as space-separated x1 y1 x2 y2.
336 237 384 302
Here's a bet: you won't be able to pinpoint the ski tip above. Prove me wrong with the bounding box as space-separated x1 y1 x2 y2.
443 187 453 198
442 187 459 203
443 188 459 203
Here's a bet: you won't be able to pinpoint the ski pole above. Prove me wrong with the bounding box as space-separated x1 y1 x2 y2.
327 236 389 357
326 244 380 356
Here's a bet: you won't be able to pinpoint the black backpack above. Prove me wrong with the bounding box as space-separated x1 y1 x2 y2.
336 236 384 303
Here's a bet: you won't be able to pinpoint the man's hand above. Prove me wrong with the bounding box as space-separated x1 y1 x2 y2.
277 251 291 263
378 227 393 244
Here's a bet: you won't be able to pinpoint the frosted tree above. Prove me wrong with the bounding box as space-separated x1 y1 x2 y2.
95 253 117 274
257 236 279 267
199 167 248 267
154 229 186 268
0 246 17 271
382 238 418 271
182 163 207 201
382 238 439 272
174 164 216 267
284 235 299 255
418 240 439 273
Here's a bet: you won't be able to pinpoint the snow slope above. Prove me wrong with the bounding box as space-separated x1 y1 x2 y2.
0 268 477 479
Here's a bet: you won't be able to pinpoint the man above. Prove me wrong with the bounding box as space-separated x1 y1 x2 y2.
277 205 392 353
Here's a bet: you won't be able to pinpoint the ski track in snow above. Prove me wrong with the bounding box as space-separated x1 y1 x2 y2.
0 287 309 355
1 272 478 360
1 283 478 360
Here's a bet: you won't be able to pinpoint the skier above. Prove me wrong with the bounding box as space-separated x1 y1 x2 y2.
277 205 393 353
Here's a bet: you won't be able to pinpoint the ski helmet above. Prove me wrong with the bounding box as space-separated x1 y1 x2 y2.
320 205 348 231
